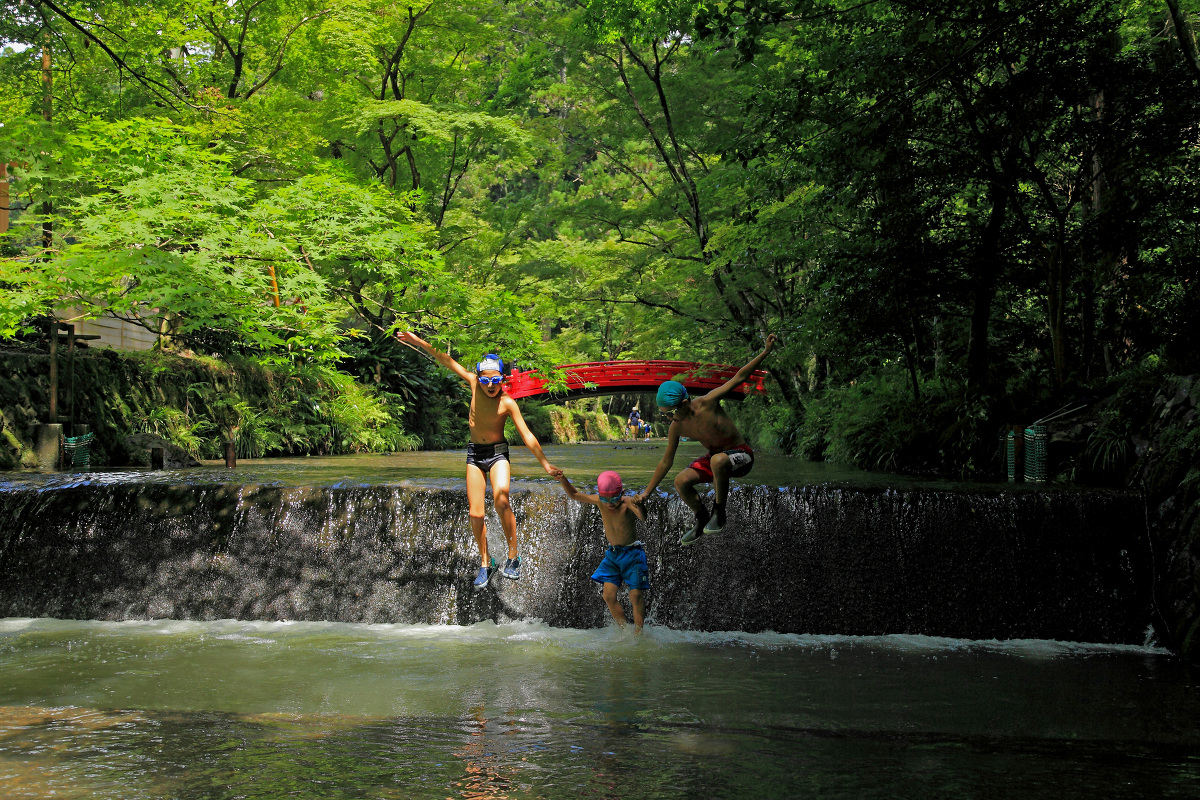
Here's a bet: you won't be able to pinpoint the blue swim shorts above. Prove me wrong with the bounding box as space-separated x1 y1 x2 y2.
590 543 650 590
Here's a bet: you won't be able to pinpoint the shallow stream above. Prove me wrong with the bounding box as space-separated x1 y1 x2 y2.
1 446 1191 797
1 618 1197 799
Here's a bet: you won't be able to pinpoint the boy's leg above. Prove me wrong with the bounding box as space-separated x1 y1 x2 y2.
673 467 709 520
489 460 522 578
466 464 490 567
710 452 732 506
602 582 628 627
675 467 711 545
628 588 645 634
706 452 732 532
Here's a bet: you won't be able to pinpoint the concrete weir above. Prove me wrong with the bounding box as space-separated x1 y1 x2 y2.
0 479 1153 642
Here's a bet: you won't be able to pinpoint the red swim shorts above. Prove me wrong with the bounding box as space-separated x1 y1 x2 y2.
687 443 755 483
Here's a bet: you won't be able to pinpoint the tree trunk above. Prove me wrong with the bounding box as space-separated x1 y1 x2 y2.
1046 247 1069 387
1165 0 1200 79
901 335 921 402
967 188 1008 392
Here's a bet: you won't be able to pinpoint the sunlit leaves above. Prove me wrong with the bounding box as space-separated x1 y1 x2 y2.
0 117 448 359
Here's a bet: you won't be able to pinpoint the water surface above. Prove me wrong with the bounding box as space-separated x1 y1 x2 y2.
3 442 1009 492
1 619 1196 799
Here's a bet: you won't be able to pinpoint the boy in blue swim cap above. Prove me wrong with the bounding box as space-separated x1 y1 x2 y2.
636 334 777 545
397 331 562 588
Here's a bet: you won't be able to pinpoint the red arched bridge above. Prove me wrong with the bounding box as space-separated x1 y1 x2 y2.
505 361 768 400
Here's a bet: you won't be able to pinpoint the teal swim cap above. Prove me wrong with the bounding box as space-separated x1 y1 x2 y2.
656 380 689 409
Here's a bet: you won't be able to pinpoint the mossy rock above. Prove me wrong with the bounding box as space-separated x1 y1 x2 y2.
122 433 201 468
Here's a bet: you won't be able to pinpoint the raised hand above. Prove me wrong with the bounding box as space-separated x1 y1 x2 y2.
396 331 427 350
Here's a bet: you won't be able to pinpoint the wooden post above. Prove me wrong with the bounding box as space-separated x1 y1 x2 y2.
225 440 237 469
48 320 58 423
65 323 75 425
266 264 281 307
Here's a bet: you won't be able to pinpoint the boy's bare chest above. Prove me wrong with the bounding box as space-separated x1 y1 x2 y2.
599 506 639 544
676 406 741 449
468 397 508 440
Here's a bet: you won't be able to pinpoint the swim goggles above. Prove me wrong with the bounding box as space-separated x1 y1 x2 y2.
599 493 623 506
478 375 504 386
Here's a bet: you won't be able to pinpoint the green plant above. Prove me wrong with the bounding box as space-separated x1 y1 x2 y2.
132 405 215 458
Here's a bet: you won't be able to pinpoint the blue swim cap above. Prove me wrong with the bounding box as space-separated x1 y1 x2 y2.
656 380 689 409
476 353 505 374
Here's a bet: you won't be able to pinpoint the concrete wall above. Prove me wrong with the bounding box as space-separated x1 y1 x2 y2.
72 315 159 352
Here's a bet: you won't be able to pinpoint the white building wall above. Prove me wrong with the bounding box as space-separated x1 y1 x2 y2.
73 316 159 351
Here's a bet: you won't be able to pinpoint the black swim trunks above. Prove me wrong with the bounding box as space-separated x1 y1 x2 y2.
466 441 510 472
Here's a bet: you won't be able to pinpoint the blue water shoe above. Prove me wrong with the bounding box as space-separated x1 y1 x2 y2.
702 503 726 535
680 507 710 546
502 556 521 580
474 558 496 589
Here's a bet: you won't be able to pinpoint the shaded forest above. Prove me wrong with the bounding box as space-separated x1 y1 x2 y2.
1 0 1198 478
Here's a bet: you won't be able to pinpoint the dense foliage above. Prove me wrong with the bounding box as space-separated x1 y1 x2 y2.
1 0 1198 474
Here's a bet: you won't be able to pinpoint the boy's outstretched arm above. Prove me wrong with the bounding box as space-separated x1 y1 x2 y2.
705 333 778 403
635 424 680 502
396 331 473 383
558 474 598 506
507 398 563 477
627 495 647 521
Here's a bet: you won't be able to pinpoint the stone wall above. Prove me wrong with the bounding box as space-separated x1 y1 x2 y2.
1133 375 1200 659
0 478 1151 642
0 346 259 469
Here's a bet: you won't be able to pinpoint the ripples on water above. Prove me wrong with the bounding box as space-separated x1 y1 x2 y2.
1 618 1197 799
0 442 996 492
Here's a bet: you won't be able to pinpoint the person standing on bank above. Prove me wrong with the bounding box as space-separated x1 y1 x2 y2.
397 332 562 588
635 335 777 545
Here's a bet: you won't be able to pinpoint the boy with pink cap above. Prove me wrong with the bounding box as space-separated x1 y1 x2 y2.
558 470 649 633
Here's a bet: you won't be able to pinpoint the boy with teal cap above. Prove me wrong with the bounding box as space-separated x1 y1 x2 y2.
397 331 562 588
636 335 777 545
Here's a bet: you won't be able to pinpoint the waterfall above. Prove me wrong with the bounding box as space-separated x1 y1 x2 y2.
0 480 1151 642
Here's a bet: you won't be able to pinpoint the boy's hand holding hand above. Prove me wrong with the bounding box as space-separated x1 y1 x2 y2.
545 463 563 478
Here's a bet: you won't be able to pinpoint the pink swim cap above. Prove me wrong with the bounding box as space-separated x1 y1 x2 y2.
597 470 623 497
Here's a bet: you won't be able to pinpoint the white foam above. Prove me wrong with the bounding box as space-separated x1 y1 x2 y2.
0 617 1172 658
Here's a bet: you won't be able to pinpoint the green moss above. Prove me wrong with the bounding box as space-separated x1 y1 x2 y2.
0 348 422 467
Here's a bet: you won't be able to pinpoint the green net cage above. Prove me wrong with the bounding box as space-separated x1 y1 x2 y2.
1006 429 1020 482
62 432 95 469
1023 425 1048 483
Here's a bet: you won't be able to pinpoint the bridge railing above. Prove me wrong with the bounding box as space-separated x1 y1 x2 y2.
505 360 768 400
